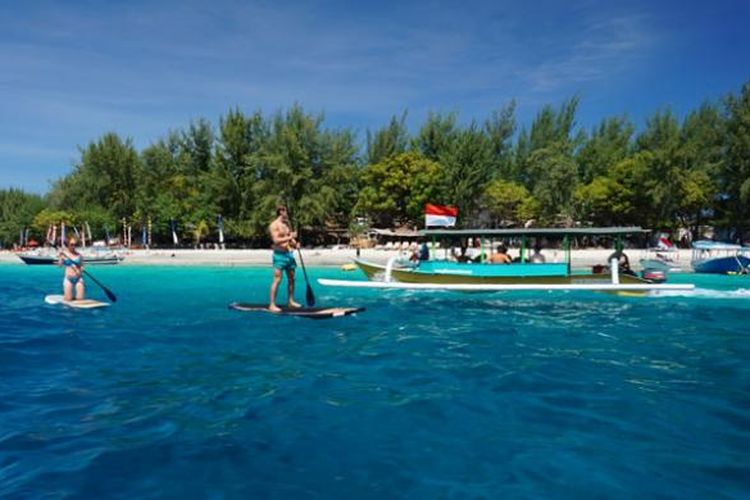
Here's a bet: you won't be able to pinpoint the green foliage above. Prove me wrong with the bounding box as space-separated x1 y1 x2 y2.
366 112 409 165
721 82 750 236
50 133 142 217
577 116 634 183
526 143 579 224
12 79 750 243
438 123 494 222
355 152 445 227
483 180 537 225
0 189 46 246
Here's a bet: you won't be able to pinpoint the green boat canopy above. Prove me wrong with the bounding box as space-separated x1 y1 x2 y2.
421 226 650 237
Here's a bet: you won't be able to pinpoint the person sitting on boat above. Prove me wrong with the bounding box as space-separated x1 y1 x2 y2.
489 245 512 264
58 236 85 301
530 245 546 263
451 244 471 263
466 238 483 262
607 249 633 275
410 240 430 262
269 206 302 313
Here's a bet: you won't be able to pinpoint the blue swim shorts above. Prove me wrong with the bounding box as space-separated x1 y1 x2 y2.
272 250 297 271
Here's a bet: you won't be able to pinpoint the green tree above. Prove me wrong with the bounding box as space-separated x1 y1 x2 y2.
438 123 494 222
483 179 538 226
50 133 142 218
526 144 579 224
577 116 634 183
355 152 444 227
366 112 409 164
0 189 46 247
484 101 517 179
720 81 750 240
413 111 458 161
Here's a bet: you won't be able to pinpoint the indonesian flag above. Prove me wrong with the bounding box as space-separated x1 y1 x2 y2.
657 234 674 249
425 203 458 227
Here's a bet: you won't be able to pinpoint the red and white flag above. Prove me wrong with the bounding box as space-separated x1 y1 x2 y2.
424 203 458 227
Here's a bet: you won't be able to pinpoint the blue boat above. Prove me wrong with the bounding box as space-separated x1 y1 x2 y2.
691 240 750 274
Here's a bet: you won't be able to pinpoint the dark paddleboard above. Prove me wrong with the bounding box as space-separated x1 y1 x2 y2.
228 303 364 319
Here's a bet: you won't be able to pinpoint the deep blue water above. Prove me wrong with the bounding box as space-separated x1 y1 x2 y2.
1 264 750 498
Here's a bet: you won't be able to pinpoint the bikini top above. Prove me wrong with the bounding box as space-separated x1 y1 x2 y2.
62 253 81 267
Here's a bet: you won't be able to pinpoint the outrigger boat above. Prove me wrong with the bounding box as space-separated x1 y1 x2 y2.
320 227 695 294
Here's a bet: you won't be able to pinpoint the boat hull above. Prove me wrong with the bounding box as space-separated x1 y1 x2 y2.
692 256 750 274
18 254 123 265
353 258 649 285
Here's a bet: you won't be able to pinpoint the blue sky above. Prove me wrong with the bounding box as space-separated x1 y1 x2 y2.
1 0 749 193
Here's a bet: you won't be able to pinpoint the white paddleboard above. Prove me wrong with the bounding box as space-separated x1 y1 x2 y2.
45 295 110 309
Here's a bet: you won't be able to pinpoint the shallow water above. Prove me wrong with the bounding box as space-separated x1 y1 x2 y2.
1 265 749 498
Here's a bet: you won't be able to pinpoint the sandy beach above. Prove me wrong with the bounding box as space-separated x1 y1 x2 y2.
0 247 695 271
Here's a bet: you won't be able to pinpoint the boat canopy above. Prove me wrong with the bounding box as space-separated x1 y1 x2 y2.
692 240 748 250
421 226 649 238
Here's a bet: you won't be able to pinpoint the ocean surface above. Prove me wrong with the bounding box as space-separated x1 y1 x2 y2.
1 264 749 498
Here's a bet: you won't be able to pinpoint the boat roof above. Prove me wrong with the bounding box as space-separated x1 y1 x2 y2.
692 240 748 250
422 226 649 237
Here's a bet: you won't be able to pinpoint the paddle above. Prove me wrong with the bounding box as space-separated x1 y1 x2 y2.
81 269 117 302
55 244 117 302
296 246 315 306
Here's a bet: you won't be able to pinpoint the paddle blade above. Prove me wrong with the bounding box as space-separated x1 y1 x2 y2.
306 284 315 306
103 287 117 303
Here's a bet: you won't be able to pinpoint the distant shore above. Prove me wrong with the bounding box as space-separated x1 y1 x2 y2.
0 247 695 271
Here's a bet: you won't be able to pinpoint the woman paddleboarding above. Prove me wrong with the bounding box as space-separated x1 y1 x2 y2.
58 236 85 301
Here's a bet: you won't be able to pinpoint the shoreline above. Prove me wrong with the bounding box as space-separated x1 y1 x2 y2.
0 247 695 271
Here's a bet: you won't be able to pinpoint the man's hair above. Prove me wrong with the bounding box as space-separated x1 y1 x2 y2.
276 206 287 216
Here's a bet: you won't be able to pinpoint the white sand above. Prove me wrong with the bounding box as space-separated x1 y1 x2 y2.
0 247 695 270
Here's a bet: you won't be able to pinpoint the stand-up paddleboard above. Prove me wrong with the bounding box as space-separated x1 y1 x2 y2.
228 302 364 319
45 295 110 309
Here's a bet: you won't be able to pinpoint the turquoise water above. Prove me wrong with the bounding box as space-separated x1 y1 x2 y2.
1 264 749 498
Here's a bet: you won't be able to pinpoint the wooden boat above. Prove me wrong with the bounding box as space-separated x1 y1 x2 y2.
691 241 750 274
323 227 695 294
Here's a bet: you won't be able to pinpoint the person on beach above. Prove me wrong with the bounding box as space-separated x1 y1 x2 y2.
269 206 302 312
58 236 85 301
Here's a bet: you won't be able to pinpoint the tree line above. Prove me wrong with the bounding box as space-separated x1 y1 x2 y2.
2 79 749 248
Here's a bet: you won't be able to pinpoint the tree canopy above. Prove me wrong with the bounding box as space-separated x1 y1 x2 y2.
3 79 750 248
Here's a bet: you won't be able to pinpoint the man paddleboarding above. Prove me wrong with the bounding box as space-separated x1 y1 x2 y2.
269 206 302 312
58 236 85 301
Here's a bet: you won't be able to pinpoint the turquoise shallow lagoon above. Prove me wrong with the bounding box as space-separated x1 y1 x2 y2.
1 264 749 498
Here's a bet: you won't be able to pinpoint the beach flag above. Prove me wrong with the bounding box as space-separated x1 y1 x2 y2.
217 215 225 245
425 204 458 227
657 235 673 249
170 219 179 246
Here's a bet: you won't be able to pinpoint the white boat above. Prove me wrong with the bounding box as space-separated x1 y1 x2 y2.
639 234 682 273
691 241 750 274
640 247 682 273
18 247 125 265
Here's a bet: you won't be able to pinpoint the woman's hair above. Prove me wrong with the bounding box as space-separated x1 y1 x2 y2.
67 235 78 246
276 206 287 216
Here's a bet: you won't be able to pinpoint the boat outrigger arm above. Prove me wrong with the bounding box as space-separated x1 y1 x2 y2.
318 258 695 292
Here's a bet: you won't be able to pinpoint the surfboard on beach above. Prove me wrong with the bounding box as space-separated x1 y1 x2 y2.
44 295 110 309
228 302 364 319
